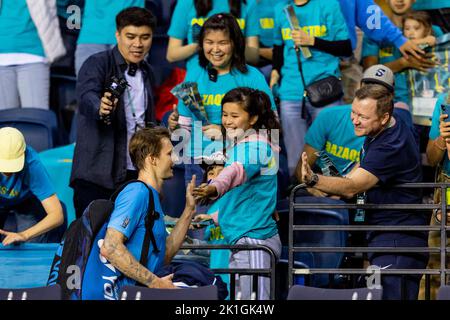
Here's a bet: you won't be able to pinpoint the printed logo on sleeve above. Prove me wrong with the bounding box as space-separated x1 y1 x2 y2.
121 217 130 229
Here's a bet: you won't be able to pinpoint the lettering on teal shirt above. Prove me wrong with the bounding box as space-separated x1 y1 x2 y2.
282 25 327 40
325 141 360 162
0 186 19 198
202 94 225 106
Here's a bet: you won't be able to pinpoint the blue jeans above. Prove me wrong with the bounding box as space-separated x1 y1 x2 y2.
280 99 342 176
75 44 114 76
0 62 50 110
0 196 65 243
258 64 272 84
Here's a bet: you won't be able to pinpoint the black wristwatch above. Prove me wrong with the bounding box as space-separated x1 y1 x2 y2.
306 173 319 187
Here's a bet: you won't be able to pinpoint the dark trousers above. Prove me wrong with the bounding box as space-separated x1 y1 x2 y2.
72 170 138 218
0 195 65 243
368 233 429 300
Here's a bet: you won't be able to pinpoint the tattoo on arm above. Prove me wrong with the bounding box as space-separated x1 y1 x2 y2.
102 228 157 287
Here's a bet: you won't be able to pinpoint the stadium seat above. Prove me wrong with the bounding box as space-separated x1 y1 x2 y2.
49 73 77 144
277 153 290 199
287 285 382 300
161 164 186 218
277 196 349 287
0 243 59 289
119 284 218 300
0 284 62 300
276 259 310 300
39 144 76 225
437 285 450 300
0 108 58 152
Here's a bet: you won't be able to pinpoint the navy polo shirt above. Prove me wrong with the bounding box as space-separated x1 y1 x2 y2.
360 114 425 228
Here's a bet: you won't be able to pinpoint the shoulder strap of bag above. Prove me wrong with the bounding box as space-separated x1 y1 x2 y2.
139 182 160 268
294 46 309 121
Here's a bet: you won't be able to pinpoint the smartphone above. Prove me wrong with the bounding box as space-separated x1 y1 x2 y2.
441 103 450 122
191 219 214 228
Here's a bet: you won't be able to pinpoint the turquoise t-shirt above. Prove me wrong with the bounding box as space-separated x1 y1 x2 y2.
413 0 450 10
362 25 444 106
218 138 278 245
77 0 145 45
254 0 288 48
107 183 167 276
168 0 260 71
0 147 55 208
178 64 277 157
305 104 363 174
0 0 45 56
429 93 450 174
273 0 349 101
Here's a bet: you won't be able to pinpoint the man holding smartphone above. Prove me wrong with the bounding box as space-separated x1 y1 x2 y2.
70 7 156 218
428 93 450 165
423 92 450 298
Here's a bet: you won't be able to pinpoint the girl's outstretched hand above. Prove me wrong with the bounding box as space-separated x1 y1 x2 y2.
193 183 218 201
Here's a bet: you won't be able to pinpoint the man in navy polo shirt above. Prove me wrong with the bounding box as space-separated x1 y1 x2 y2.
301 84 427 300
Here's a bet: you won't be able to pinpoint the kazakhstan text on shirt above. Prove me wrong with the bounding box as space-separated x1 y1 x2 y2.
191 17 245 30
282 25 327 40
325 141 360 162
203 93 226 106
0 187 19 198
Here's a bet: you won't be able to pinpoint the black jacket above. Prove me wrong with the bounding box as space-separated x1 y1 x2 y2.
70 46 155 189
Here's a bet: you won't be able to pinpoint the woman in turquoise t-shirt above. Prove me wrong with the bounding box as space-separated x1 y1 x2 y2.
270 0 351 176
170 13 277 187
0 0 65 110
166 0 260 71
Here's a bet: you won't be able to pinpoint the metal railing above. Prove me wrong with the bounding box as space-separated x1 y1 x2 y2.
180 243 277 300
287 182 450 298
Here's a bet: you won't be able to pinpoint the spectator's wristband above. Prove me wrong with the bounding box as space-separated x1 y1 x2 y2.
272 45 284 73
313 38 353 57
